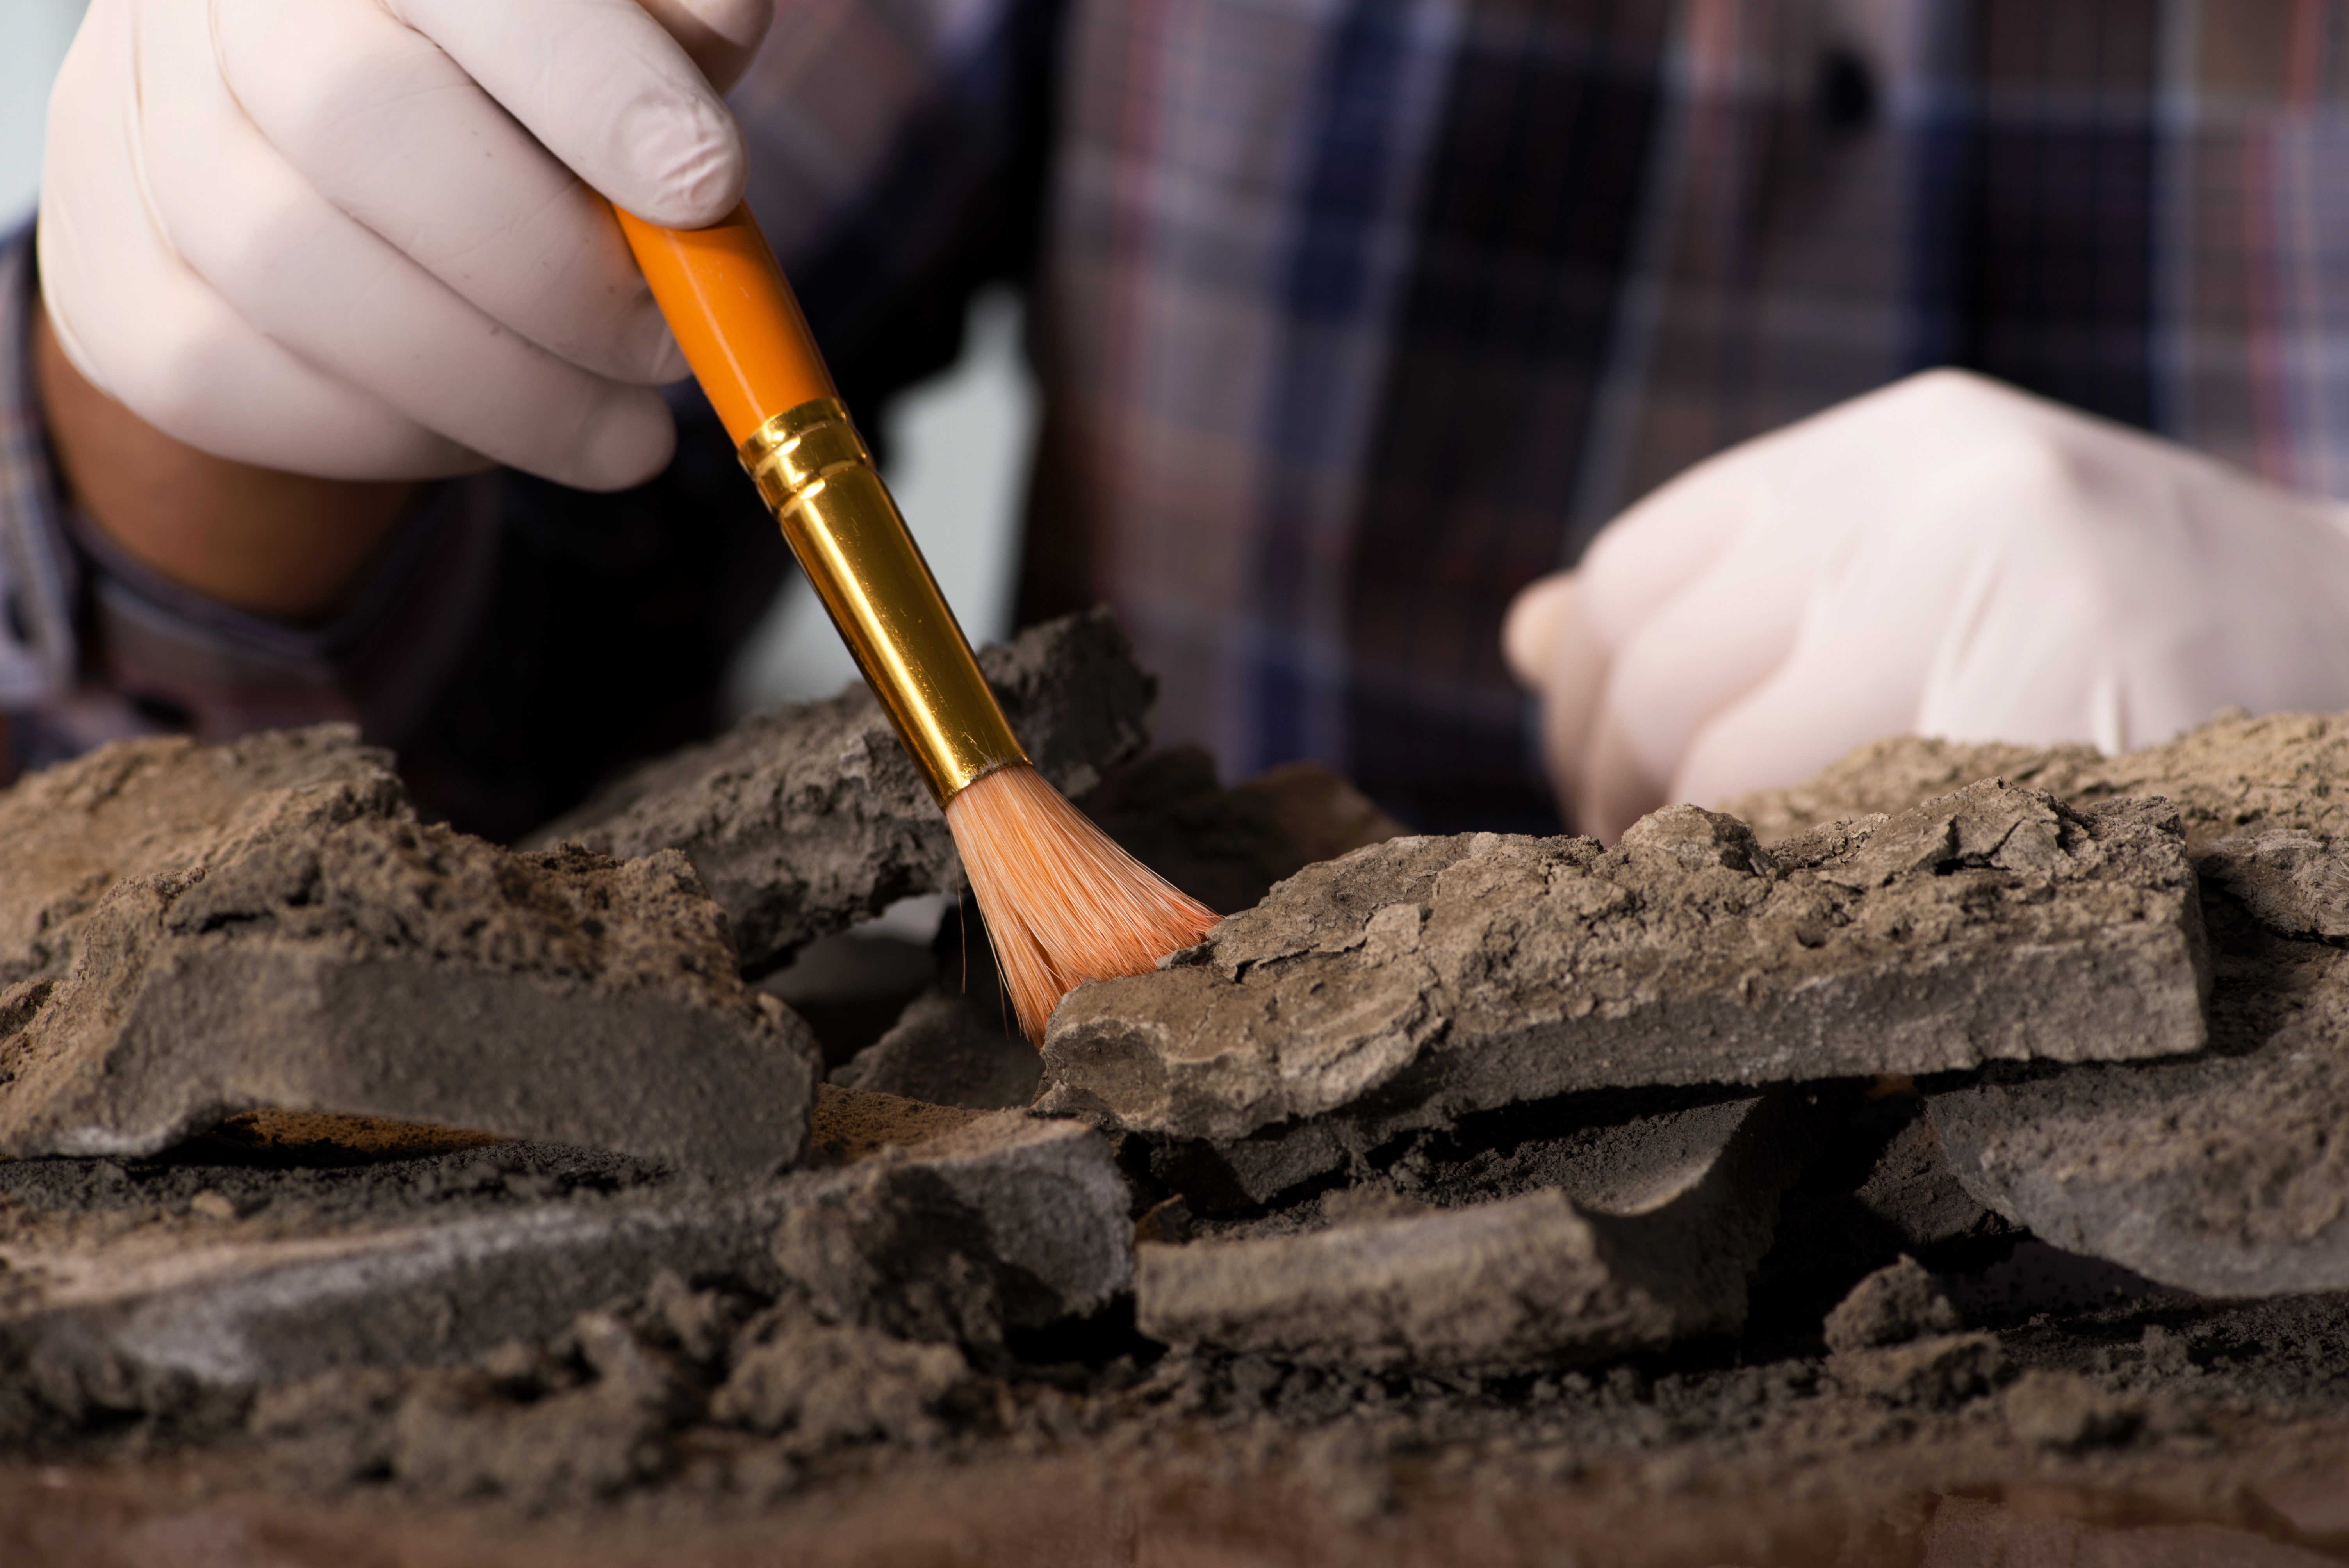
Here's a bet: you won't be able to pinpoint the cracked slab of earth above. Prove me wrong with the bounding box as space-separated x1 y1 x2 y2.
10 671 2349 1562
1040 780 2207 1145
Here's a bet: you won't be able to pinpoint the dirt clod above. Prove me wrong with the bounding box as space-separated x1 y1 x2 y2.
1825 1257 1962 1353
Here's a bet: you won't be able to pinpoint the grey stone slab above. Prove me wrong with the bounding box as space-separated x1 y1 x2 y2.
530 610 1157 969
1042 781 2207 1144
1142 1078 1795 1218
0 805 819 1178
0 1110 1131 1422
1712 710 2349 1300
1927 921 2349 1299
768 1105 1136 1343
1134 1087 1816 1371
1139 1192 1678 1373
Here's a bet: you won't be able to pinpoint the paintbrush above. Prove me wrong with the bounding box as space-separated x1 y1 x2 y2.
616 203 1217 1043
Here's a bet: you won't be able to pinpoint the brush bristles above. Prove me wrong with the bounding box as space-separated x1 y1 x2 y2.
945 764 1221 1044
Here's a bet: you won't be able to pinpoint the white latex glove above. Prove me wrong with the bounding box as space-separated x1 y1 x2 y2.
1504 369 2349 840
37 0 773 488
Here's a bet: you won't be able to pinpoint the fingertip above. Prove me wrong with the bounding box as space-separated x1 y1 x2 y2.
648 322 692 385
1502 572 1577 687
567 390 679 491
614 94 746 228
1575 707 1668 845
35 284 119 406
1519 577 1612 830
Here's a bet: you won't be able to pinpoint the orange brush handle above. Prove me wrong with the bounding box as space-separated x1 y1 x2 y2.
614 202 833 444
612 200 1030 807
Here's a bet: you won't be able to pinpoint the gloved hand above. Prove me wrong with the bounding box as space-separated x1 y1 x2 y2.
1504 369 2349 840
37 0 773 489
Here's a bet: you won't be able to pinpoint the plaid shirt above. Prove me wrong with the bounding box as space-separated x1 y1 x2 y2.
7 0 2349 838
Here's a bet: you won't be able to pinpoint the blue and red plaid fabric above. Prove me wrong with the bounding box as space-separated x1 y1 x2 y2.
7 0 2349 839
1026 0 2349 831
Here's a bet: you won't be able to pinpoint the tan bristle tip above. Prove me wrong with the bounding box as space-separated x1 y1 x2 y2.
945 764 1220 1044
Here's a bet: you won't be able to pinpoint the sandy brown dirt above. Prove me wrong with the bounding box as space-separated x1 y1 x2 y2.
7 1423 2349 1566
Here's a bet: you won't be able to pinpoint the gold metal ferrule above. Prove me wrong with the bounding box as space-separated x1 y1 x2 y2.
739 397 1030 807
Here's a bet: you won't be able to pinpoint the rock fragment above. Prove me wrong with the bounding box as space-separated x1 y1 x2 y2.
0 816 818 1178
1823 1257 1960 1353
0 1107 1132 1422
1714 708 2349 1300
2199 832 2349 941
1135 1089 1817 1371
1927 923 2349 1299
533 610 1157 968
1044 782 2206 1143
1140 1192 1681 1372
780 1110 1133 1343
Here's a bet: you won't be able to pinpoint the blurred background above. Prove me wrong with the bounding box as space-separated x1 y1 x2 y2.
727 288 1034 719
2 0 86 227
0 0 1034 720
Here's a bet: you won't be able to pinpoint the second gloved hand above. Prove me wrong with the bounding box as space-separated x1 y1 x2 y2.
1504 369 2349 840
38 0 773 488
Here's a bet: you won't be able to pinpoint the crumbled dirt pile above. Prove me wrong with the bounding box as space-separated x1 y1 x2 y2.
11 664 2349 1556
13 1093 2349 1547
0 1086 1129 1450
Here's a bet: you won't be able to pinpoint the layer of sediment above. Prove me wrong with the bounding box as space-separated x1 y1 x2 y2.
6 629 2349 1554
